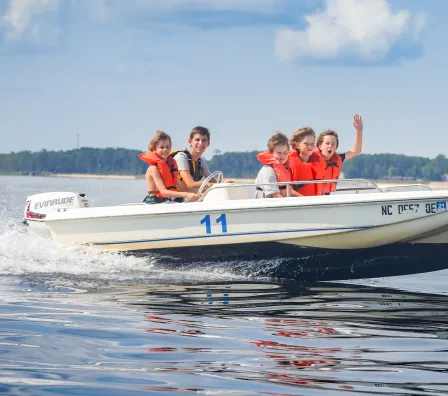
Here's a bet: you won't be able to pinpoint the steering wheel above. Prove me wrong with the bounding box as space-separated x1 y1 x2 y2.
197 171 224 196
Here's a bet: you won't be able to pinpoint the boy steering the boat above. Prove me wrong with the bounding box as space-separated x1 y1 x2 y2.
171 126 213 192
139 130 199 204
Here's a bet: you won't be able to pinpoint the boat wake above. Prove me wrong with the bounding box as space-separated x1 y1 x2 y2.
0 219 251 288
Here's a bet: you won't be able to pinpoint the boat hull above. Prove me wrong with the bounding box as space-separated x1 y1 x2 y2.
25 188 448 280
42 192 448 251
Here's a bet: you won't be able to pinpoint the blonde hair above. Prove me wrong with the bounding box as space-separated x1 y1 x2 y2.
148 129 172 151
267 131 289 152
317 130 339 149
290 127 315 149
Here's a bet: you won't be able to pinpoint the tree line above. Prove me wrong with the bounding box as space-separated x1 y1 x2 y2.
1 148 447 181
0 148 146 175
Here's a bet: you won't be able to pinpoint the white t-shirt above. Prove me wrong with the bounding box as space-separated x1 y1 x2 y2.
255 165 280 198
173 152 211 180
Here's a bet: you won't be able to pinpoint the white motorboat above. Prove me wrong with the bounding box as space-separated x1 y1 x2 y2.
23 173 448 254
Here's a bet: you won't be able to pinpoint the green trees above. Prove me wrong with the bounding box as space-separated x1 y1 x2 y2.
0 148 147 175
1 148 447 181
342 154 448 181
209 152 448 180
207 151 260 178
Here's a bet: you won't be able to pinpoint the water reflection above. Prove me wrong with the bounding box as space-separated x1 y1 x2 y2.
119 281 448 395
1 280 448 395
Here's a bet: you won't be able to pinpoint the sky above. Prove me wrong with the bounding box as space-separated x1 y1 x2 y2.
0 0 447 158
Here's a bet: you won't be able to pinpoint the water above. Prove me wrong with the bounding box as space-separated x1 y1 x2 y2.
1 175 448 395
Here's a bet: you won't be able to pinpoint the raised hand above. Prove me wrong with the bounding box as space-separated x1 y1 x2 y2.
353 114 363 132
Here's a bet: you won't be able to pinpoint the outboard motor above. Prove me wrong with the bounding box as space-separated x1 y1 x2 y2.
24 192 89 236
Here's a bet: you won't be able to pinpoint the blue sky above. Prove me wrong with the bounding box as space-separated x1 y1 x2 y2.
1 0 446 158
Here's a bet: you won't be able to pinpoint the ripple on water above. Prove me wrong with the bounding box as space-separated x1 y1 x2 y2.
1 279 447 395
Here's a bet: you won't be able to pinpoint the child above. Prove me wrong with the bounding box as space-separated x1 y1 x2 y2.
312 114 363 194
139 130 199 204
289 127 319 196
171 126 212 191
255 132 302 198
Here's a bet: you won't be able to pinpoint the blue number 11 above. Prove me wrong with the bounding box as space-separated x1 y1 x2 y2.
200 214 227 234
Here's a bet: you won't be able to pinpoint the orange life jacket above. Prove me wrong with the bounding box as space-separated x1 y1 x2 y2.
311 149 343 194
309 151 326 196
257 151 292 194
138 151 179 199
288 150 317 196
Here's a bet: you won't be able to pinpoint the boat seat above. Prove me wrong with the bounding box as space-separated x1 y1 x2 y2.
202 183 256 202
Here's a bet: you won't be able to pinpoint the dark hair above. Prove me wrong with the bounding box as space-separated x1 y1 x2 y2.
317 130 339 149
290 127 315 149
149 129 172 151
190 126 210 141
267 131 289 152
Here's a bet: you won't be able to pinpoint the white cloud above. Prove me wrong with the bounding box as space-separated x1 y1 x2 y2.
71 0 280 22
145 0 279 12
1 0 282 46
1 0 282 41
2 0 60 41
275 0 427 62
121 0 279 13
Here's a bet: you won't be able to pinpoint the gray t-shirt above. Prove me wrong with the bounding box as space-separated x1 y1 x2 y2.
255 165 280 198
173 152 211 180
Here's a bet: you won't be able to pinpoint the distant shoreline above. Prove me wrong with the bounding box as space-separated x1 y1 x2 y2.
1 173 447 189
50 173 138 180
0 172 139 179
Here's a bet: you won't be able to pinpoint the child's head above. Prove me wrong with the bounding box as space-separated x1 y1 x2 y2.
290 127 315 157
267 132 289 165
189 126 210 156
190 126 210 141
317 130 339 160
149 130 172 160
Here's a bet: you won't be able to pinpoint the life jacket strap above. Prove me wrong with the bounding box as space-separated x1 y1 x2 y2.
325 161 339 170
184 150 203 181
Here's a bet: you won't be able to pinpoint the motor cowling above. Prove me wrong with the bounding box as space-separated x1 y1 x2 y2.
24 192 89 222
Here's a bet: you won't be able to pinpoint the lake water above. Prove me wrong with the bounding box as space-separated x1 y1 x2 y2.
1 175 448 395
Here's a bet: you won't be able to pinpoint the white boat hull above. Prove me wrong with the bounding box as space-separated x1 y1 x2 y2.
33 189 448 252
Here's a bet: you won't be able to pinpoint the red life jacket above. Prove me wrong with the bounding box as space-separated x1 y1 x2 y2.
257 151 292 192
311 149 342 194
288 150 317 196
138 151 179 199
